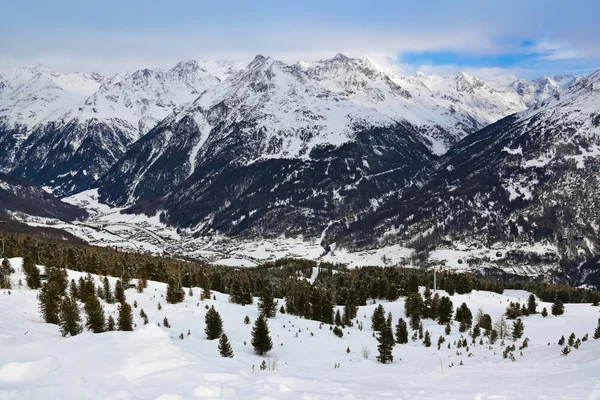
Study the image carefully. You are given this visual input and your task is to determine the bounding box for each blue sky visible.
[1,0,599,79]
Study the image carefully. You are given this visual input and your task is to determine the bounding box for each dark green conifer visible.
[114,280,126,304]
[166,277,185,304]
[395,318,408,344]
[376,313,395,363]
[107,315,116,331]
[512,318,524,340]
[251,314,273,355]
[22,251,41,289]
[541,307,548,317]
[551,298,565,316]
[438,296,454,324]
[371,304,386,332]
[257,287,277,318]
[205,305,224,340]
[59,296,82,337]
[38,281,62,324]
[117,302,134,331]
[593,318,600,339]
[218,333,234,358]
[103,277,113,303]
[84,295,106,333]
[423,330,431,347]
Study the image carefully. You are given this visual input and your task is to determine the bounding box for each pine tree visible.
[69,279,78,299]
[103,277,113,303]
[395,318,408,344]
[558,335,565,346]
[551,298,565,316]
[251,314,273,355]
[244,315,251,324]
[107,315,116,331]
[445,322,451,335]
[541,307,548,317]
[166,277,185,304]
[512,318,524,341]
[527,294,537,314]
[218,333,234,358]
[84,295,106,333]
[335,309,343,326]
[22,251,41,289]
[568,332,576,347]
[1,257,13,274]
[59,296,82,337]
[117,302,134,331]
[438,296,454,325]
[114,280,126,304]
[423,330,431,347]
[371,304,386,332]
[257,287,277,318]
[205,305,224,340]
[455,303,473,328]
[594,318,600,339]
[38,281,62,324]
[376,313,394,363]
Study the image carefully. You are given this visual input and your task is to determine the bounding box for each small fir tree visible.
[438,296,454,324]
[38,281,62,324]
[551,298,565,316]
[558,335,565,346]
[205,305,224,340]
[251,314,273,355]
[84,295,106,333]
[107,315,116,331]
[22,252,41,289]
[114,280,125,304]
[117,302,134,331]
[527,294,537,314]
[594,318,600,339]
[244,315,251,325]
[376,313,395,363]
[163,316,170,328]
[218,334,234,358]
[512,318,524,341]
[541,307,548,317]
[445,322,451,335]
[423,330,432,347]
[395,318,408,344]
[103,277,113,303]
[59,296,82,337]
[166,277,185,304]
[257,287,278,318]
[371,304,386,332]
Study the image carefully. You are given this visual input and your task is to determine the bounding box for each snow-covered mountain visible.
[507,74,582,107]
[0,61,242,194]
[98,55,435,237]
[0,172,87,221]
[330,70,600,286]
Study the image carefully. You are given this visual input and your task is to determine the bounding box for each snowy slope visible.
[1,258,600,399]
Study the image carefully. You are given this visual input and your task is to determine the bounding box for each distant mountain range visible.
[1,54,598,286]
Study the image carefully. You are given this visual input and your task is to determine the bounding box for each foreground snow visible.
[1,258,600,399]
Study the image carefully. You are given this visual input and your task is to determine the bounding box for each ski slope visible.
[1,258,599,399]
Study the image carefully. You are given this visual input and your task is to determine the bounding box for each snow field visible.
[1,258,600,399]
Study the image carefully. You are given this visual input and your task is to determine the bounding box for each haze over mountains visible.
[1,53,598,285]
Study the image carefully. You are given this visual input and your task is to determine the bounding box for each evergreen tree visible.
[117,302,134,331]
[512,318,524,341]
[69,279,78,299]
[38,281,62,324]
[114,280,126,304]
[551,298,565,316]
[218,333,234,358]
[1,257,13,274]
[395,318,408,344]
[376,313,394,363]
[22,251,41,289]
[410,311,421,331]
[251,314,273,355]
[59,296,82,337]
[568,332,576,347]
[558,335,565,346]
[335,309,343,326]
[445,322,451,335]
[47,267,68,295]
[455,303,473,328]
[107,315,116,331]
[166,277,185,304]
[163,316,170,328]
[479,313,493,330]
[527,294,537,314]
[205,305,224,340]
[103,277,113,303]
[84,295,106,333]
[593,318,600,339]
[371,304,386,332]
[257,287,277,318]
[541,307,548,317]
[423,330,431,347]
[438,296,453,324]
